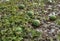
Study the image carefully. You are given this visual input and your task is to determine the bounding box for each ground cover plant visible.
[0,0,60,41]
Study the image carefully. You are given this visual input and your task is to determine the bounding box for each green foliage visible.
[56,20,60,25]
[0,0,41,41]
[0,0,59,41]
[57,32,60,40]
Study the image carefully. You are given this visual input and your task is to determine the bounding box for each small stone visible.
[50,29,55,33]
